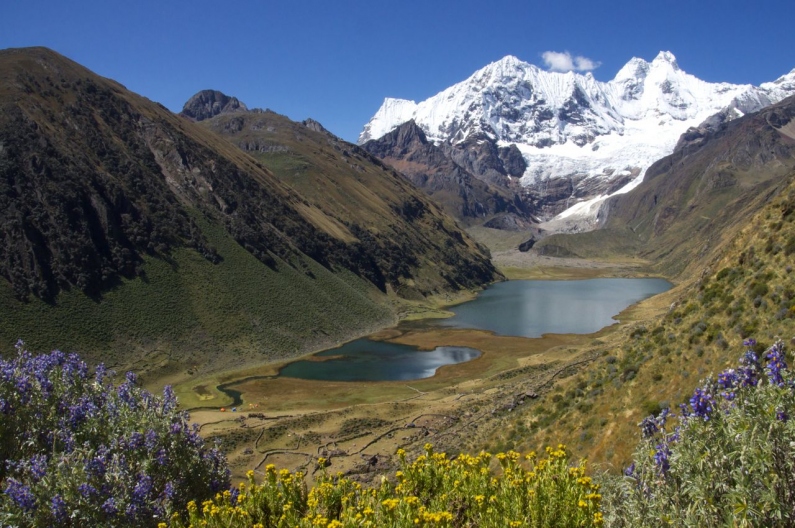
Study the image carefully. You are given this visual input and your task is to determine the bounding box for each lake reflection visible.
[439,278,671,337]
[278,340,480,381]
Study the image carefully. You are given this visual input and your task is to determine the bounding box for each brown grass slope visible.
[491,96,795,468]
[194,106,503,298]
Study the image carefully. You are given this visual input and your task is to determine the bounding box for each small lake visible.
[438,278,671,337]
[278,341,481,381]
[274,278,671,382]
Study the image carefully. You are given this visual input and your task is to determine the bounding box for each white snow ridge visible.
[359,52,795,230]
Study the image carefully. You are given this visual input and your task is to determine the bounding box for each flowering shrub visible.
[605,339,795,527]
[0,342,229,527]
[170,444,603,527]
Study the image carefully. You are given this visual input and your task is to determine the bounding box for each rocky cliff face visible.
[179,89,248,121]
[360,121,531,224]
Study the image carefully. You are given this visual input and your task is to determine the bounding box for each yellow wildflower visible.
[382,498,400,511]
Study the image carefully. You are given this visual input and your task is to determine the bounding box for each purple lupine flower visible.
[78,483,97,498]
[94,363,109,384]
[145,429,158,451]
[85,455,106,479]
[141,391,155,411]
[765,342,788,386]
[15,374,32,404]
[718,369,738,390]
[653,442,671,475]
[28,454,48,481]
[68,398,94,428]
[638,408,671,438]
[125,503,138,520]
[777,409,789,422]
[690,386,715,420]
[58,429,76,453]
[162,385,177,413]
[31,355,56,397]
[128,431,144,450]
[230,486,240,506]
[101,497,118,516]
[717,369,738,395]
[117,382,135,408]
[657,408,671,428]
[639,415,659,438]
[669,425,682,443]
[624,463,636,477]
[738,351,761,388]
[50,494,67,523]
[4,479,37,511]
[210,479,223,493]
[163,481,176,501]
[61,353,88,381]
[132,475,153,504]
[0,347,232,522]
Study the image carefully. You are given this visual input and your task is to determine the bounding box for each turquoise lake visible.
[278,341,481,381]
[438,278,672,337]
[277,278,671,382]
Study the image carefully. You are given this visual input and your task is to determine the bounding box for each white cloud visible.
[542,51,601,72]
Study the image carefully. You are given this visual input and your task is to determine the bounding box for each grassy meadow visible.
[0,212,394,385]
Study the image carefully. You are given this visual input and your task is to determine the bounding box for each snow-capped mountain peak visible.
[761,68,795,99]
[653,50,679,69]
[359,53,795,230]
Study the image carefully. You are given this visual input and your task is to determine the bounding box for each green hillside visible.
[0,48,499,383]
[0,215,392,380]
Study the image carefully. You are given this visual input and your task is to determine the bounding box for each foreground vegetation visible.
[0,342,229,527]
[3,337,794,526]
[605,338,795,526]
[171,445,601,528]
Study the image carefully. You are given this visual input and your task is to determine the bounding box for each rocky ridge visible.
[180,89,248,121]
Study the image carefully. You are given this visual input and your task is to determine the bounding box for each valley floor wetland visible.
[175,257,677,483]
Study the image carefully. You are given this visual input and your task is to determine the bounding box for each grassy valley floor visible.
[177,244,679,484]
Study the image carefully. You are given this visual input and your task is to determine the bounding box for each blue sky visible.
[2,0,794,142]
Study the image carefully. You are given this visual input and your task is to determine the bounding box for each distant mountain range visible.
[360,52,795,229]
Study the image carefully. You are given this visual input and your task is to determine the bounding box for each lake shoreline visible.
[182,277,671,410]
